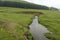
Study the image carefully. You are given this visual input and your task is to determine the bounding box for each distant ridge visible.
[0,1,58,10]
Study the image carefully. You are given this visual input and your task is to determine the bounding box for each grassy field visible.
[0,7,60,40]
[38,10,60,40]
[0,7,35,40]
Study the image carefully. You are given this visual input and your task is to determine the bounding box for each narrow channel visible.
[29,16,49,40]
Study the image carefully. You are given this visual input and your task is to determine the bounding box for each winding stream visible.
[29,16,49,40]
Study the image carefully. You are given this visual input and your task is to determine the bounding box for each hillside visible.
[0,1,49,10]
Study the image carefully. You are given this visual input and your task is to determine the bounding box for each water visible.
[29,16,49,40]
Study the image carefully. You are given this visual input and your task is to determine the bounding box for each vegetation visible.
[0,0,23,2]
[0,6,59,40]
[0,0,58,10]
[0,1,49,10]
[49,7,58,11]
[0,7,35,40]
[38,10,60,40]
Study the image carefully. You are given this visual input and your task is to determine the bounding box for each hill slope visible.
[0,1,49,10]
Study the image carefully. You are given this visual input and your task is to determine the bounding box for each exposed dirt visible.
[0,19,33,40]
[0,19,19,40]
[24,32,33,40]
[15,11,44,16]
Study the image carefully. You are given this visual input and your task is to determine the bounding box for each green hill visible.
[0,1,49,10]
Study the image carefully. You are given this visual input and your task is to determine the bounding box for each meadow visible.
[38,10,60,40]
[0,7,60,40]
[0,7,35,40]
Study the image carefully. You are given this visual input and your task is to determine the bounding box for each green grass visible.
[38,10,60,40]
[0,7,35,40]
[0,7,60,40]
[0,0,23,2]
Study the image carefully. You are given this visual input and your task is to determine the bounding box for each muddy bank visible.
[15,11,44,16]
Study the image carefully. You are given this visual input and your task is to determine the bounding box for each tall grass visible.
[0,7,34,40]
[39,10,60,40]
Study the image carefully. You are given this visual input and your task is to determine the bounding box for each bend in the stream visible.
[29,16,49,40]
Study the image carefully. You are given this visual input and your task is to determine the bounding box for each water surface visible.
[29,16,49,40]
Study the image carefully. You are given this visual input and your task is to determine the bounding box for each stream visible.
[29,16,49,40]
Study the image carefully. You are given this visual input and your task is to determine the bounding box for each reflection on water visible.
[29,16,49,40]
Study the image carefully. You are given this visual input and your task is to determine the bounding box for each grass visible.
[0,7,35,40]
[0,0,23,2]
[38,10,60,40]
[0,7,60,40]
